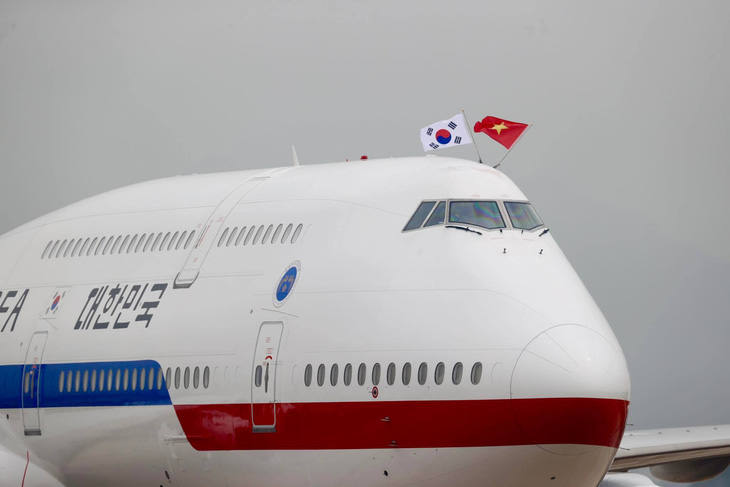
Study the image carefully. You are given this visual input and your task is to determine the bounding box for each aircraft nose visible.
[510,324,631,454]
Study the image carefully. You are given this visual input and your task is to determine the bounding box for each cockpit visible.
[403,200,544,232]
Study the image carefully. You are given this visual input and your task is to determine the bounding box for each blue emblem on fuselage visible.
[274,261,301,307]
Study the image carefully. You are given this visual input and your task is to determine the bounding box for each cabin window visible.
[343,363,352,386]
[64,239,76,258]
[449,201,505,230]
[317,364,325,386]
[244,227,256,245]
[98,370,105,392]
[139,368,146,391]
[70,239,83,257]
[56,239,68,258]
[218,228,230,247]
[252,226,264,245]
[176,231,187,250]
[471,362,483,385]
[168,231,180,250]
[330,364,339,386]
[357,363,367,386]
[41,241,53,259]
[58,371,65,392]
[304,364,313,386]
[452,362,463,385]
[418,362,428,385]
[255,365,263,387]
[203,367,210,389]
[118,235,129,254]
[386,363,396,386]
[87,238,99,256]
[263,225,274,244]
[110,236,123,255]
[372,363,381,386]
[184,367,190,389]
[281,224,293,243]
[83,370,89,392]
[402,363,412,385]
[174,368,181,389]
[434,362,445,385]
[292,224,303,244]
[235,227,247,246]
[184,230,196,250]
[272,224,283,244]
[160,232,171,251]
[404,201,436,231]
[227,228,238,247]
[504,201,544,231]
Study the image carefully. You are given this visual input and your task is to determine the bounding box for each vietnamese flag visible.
[474,116,529,150]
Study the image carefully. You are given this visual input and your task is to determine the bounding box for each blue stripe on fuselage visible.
[0,360,172,409]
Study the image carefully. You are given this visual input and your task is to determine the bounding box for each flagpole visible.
[493,124,532,169]
[461,109,483,164]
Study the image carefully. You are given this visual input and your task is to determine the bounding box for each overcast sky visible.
[1,1,729,483]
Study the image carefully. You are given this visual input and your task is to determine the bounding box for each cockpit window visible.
[504,201,544,230]
[404,201,436,231]
[449,201,505,229]
[424,201,446,227]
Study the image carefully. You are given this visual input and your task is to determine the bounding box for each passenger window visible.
[304,364,313,386]
[95,237,107,256]
[330,364,338,386]
[317,364,325,386]
[418,363,428,385]
[99,370,105,392]
[87,238,98,256]
[402,363,412,385]
[343,363,352,386]
[70,239,82,257]
[471,362,483,385]
[127,235,138,254]
[114,370,121,391]
[252,226,264,245]
[357,363,366,386]
[118,235,129,254]
[59,371,65,392]
[235,227,247,246]
[174,367,181,389]
[160,232,171,251]
[291,224,303,244]
[244,227,256,245]
[131,369,138,391]
[56,239,68,258]
[504,201,544,230]
[193,367,200,389]
[75,370,81,392]
[64,239,75,258]
[203,367,210,389]
[263,225,273,244]
[107,369,113,392]
[158,369,164,390]
[151,234,163,252]
[123,369,129,391]
[139,369,146,391]
[168,231,180,250]
[176,231,187,250]
[386,363,396,386]
[83,370,89,392]
[449,201,505,229]
[41,241,53,259]
[404,201,436,231]
[227,228,238,247]
[79,238,91,257]
[424,201,446,227]
[24,372,30,394]
[184,367,190,389]
[434,362,445,385]
[372,363,381,386]
[49,240,61,258]
[272,224,283,244]
[255,365,263,387]
[218,228,230,247]
[281,224,293,243]
[110,236,122,255]
[452,362,463,385]
[66,371,72,393]
[184,230,196,250]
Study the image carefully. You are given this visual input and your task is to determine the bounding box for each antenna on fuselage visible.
[292,145,300,167]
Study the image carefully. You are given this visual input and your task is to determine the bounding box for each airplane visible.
[0,155,728,487]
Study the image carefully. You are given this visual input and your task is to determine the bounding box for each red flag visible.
[474,116,529,150]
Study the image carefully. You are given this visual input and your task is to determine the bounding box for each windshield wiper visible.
[446,225,482,236]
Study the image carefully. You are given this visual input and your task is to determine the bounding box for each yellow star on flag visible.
[490,122,509,135]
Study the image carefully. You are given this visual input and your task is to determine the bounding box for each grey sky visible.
[1,0,729,473]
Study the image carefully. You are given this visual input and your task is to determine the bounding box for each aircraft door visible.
[22,332,48,436]
[174,177,267,289]
[251,322,283,433]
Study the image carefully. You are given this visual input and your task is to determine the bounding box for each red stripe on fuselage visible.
[174,398,628,451]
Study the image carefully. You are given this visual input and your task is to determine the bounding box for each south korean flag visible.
[420,113,473,152]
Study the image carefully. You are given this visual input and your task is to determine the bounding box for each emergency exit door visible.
[22,332,48,436]
[251,322,283,433]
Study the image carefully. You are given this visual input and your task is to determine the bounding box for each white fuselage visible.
[0,157,631,487]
